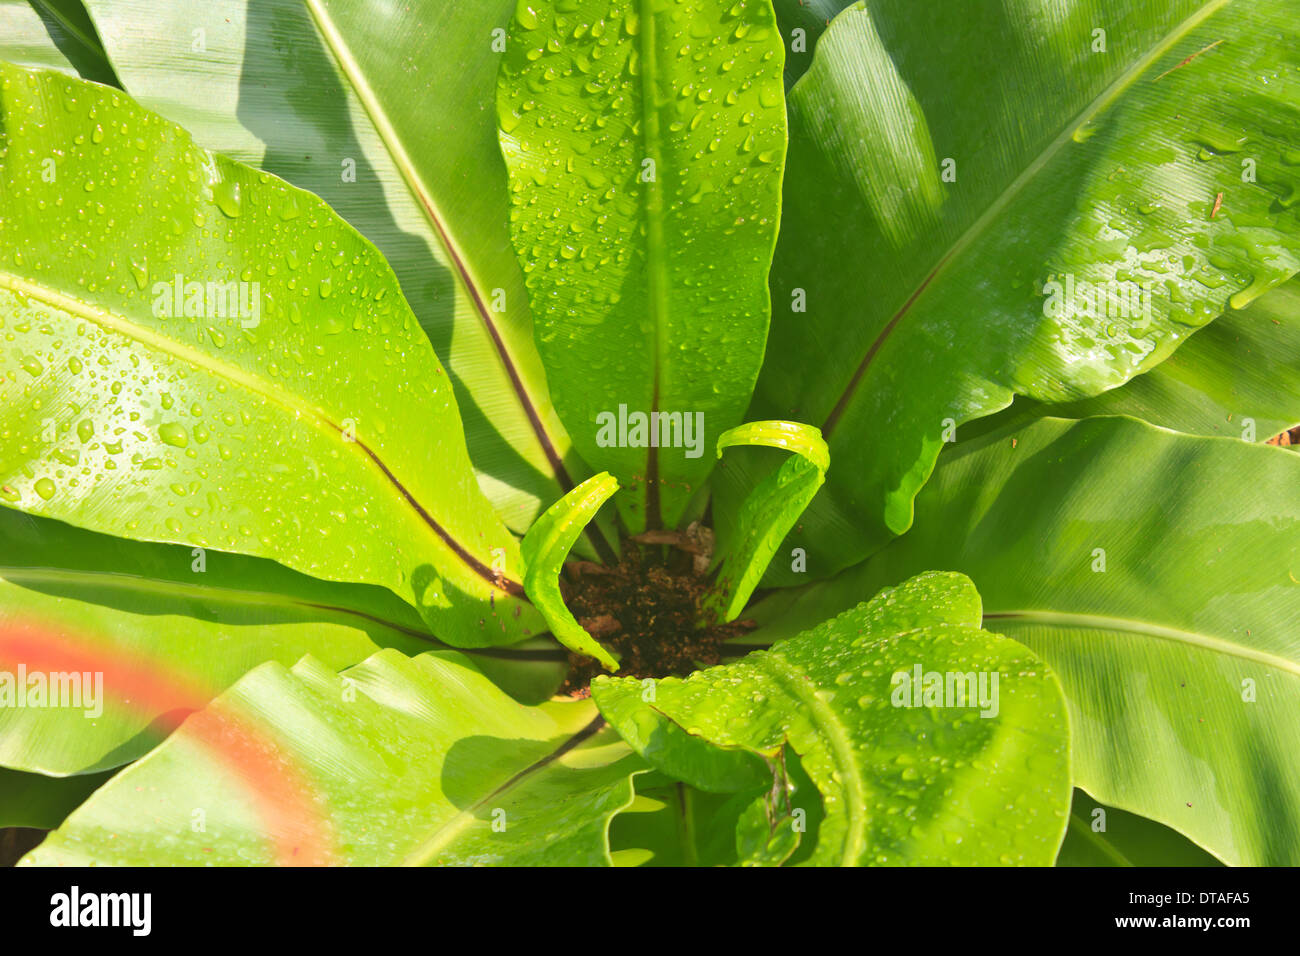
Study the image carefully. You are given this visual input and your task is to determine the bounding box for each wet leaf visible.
[725,0,1300,583]
[521,472,621,669]
[707,420,827,621]
[595,571,1072,865]
[23,650,643,865]
[78,0,585,537]
[753,417,1300,865]
[497,0,788,530]
[0,64,539,645]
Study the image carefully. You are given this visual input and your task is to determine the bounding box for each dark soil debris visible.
[557,538,755,697]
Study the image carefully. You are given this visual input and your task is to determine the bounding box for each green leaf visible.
[0,63,542,645]
[521,472,621,670]
[734,784,801,865]
[973,277,1300,443]
[593,677,770,792]
[754,416,1300,865]
[22,649,644,865]
[708,420,827,621]
[608,780,748,867]
[1057,789,1224,867]
[0,765,113,829]
[724,0,1300,585]
[595,571,1072,865]
[771,0,849,86]
[0,507,564,775]
[78,0,585,537]
[0,0,116,85]
[497,0,788,531]
[609,754,823,866]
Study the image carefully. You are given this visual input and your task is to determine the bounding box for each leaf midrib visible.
[30,0,115,74]
[2,564,571,663]
[636,0,670,528]
[759,652,867,866]
[0,563,437,637]
[400,714,610,866]
[0,272,523,595]
[1067,806,1136,866]
[822,0,1234,435]
[984,609,1300,677]
[300,0,575,495]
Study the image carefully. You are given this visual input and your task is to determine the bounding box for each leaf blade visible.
[1057,789,1224,867]
[752,416,1300,865]
[79,0,581,534]
[730,0,1300,583]
[521,473,621,669]
[974,278,1300,443]
[0,63,540,644]
[0,0,115,84]
[22,649,643,865]
[497,0,788,529]
[0,506,559,775]
[596,571,1072,865]
[708,420,827,621]
[0,765,113,829]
